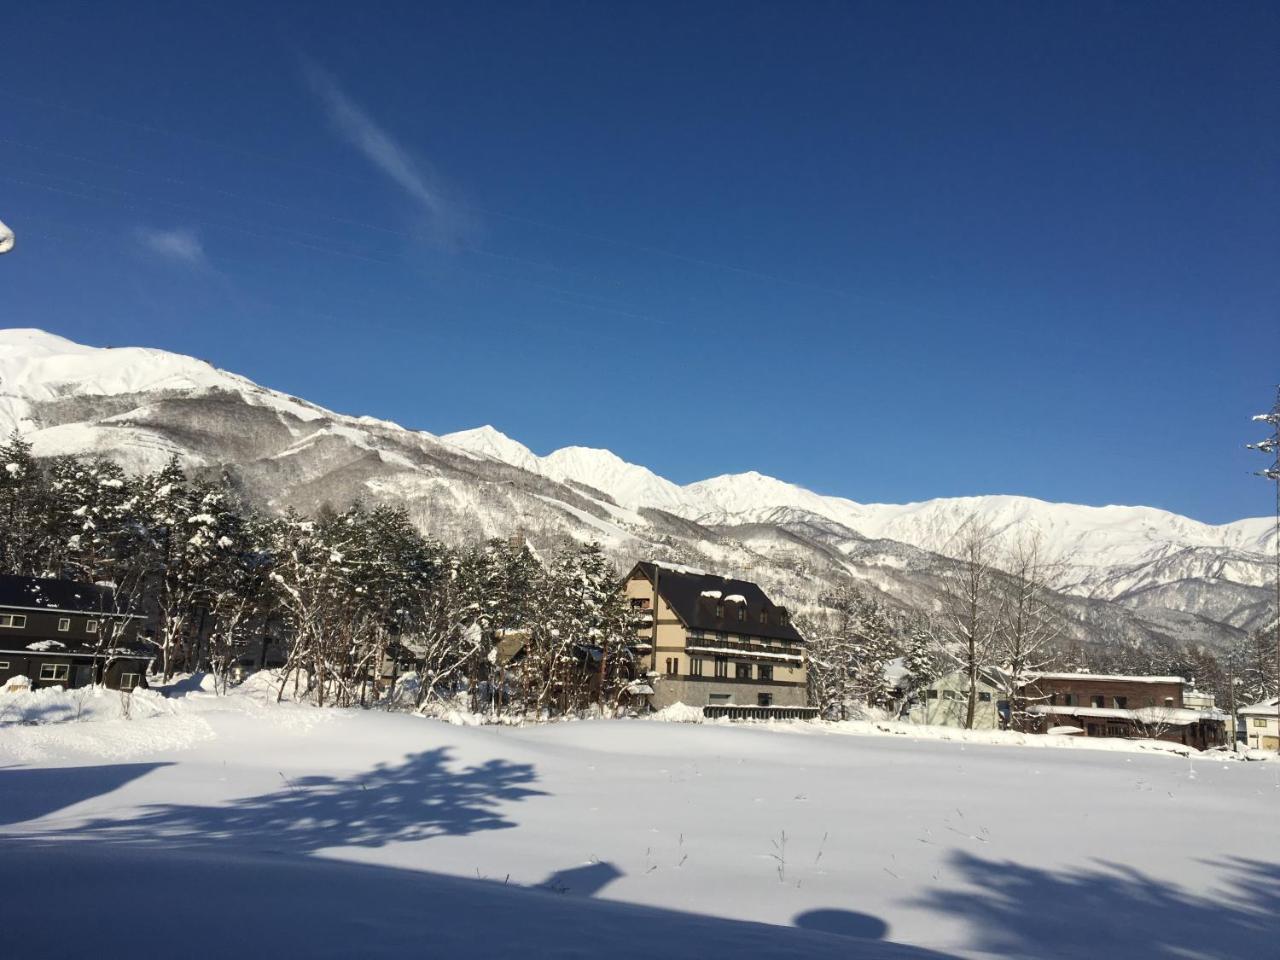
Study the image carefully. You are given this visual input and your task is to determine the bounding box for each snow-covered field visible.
[2,685,1277,959]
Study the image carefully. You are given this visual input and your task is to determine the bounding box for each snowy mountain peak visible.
[0,329,340,446]
[0,328,99,356]
[441,425,541,471]
[540,445,689,510]
[0,327,1274,638]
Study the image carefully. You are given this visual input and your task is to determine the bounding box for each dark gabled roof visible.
[0,574,135,617]
[629,561,805,644]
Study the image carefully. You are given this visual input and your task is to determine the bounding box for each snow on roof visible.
[1238,697,1280,716]
[882,656,908,686]
[723,594,746,603]
[1029,705,1225,724]
[700,590,722,599]
[1031,672,1186,685]
[653,561,712,576]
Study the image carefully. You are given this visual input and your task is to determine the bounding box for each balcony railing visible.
[703,705,819,721]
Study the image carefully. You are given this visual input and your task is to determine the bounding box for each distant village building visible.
[623,562,812,716]
[900,668,1002,729]
[1022,672,1227,750]
[1238,697,1280,752]
[0,574,151,691]
[1182,688,1216,711]
[890,667,1228,748]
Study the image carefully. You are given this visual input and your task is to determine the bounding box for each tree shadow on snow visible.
[0,762,171,826]
[916,850,1280,959]
[22,748,542,853]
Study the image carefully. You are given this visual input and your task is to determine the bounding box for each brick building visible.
[1022,672,1226,749]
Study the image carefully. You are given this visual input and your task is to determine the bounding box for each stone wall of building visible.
[650,677,808,710]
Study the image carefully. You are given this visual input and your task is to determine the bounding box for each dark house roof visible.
[0,574,137,618]
[628,561,804,644]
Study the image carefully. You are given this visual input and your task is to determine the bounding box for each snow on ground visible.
[2,686,1277,959]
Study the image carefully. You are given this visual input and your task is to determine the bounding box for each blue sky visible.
[2,1,1277,523]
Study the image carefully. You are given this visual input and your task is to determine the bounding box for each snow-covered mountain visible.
[2,328,1274,649]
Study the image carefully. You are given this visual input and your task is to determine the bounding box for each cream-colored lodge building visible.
[1239,697,1280,751]
[901,668,1002,729]
[623,562,808,710]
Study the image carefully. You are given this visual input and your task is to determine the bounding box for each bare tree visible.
[931,515,1000,728]
[992,527,1064,730]
[1134,705,1181,742]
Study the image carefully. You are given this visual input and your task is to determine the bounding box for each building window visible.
[715,602,724,619]
[57,618,71,632]
[758,664,774,682]
[86,620,99,634]
[757,693,773,707]
[943,689,961,701]
[735,662,752,680]
[119,673,139,690]
[1164,698,1174,707]
[978,692,991,702]
[630,597,650,609]
[1062,693,1075,707]
[709,693,731,704]
[1253,719,1269,728]
[714,657,728,678]
[39,663,70,682]
[779,612,788,626]
[736,605,745,622]
[1113,696,1127,709]
[1091,695,1104,708]
[0,661,9,671]
[926,689,938,700]
[665,657,679,676]
[759,609,768,625]
[690,658,704,677]
[0,614,27,629]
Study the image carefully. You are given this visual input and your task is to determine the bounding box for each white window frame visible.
[58,618,71,632]
[39,663,70,682]
[86,620,99,634]
[119,672,139,690]
[0,661,9,670]
[0,614,28,629]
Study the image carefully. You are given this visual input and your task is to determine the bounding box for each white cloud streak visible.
[302,61,451,222]
[136,226,207,266]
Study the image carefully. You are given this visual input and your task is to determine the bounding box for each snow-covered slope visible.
[2,327,1273,644]
[441,425,542,473]
[3,684,1277,960]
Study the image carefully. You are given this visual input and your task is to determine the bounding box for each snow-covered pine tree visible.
[897,619,943,715]
[0,432,46,575]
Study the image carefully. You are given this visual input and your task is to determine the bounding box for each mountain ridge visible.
[2,327,1274,648]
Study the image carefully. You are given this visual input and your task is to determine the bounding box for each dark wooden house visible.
[0,574,151,691]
